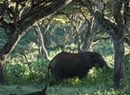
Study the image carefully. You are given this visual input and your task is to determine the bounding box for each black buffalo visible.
[48,52,108,81]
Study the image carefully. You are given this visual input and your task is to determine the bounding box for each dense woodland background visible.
[0,0,130,95]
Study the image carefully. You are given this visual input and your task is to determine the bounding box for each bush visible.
[5,63,26,84]
[5,58,49,85]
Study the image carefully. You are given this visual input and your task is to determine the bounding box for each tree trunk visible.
[34,26,49,59]
[113,34,125,89]
[0,32,23,84]
[82,18,96,51]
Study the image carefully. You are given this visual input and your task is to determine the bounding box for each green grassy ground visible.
[0,84,124,95]
[0,85,39,95]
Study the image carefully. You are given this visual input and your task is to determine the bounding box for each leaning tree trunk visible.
[112,33,125,89]
[0,31,23,84]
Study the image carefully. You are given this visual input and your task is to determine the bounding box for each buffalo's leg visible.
[51,69,64,81]
[78,68,89,80]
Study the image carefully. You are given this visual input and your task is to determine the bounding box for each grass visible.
[0,83,122,95]
[0,85,39,95]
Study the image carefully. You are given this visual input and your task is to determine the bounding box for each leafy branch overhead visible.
[0,0,73,68]
[81,0,130,35]
[0,0,73,36]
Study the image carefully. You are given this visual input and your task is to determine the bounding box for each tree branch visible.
[93,11,117,35]
[93,37,109,42]
[123,0,130,31]
[114,0,124,27]
[124,0,130,24]
[81,0,117,36]
[124,37,130,46]
[18,0,73,33]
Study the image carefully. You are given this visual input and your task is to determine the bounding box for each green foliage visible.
[5,58,50,85]
[93,40,114,56]
[0,28,7,48]
[125,53,130,64]
[5,63,26,84]
[124,53,130,92]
